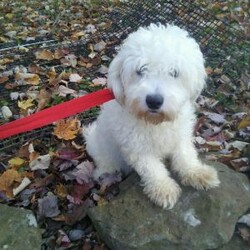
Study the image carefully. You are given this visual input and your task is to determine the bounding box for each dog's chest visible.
[117,120,178,158]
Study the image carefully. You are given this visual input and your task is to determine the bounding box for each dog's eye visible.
[136,65,147,76]
[169,69,179,78]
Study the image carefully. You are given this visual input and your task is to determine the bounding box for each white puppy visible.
[84,24,220,209]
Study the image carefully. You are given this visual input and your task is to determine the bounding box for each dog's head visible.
[107,24,206,124]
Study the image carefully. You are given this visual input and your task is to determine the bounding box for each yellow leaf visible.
[53,118,80,140]
[8,157,25,167]
[18,98,35,110]
[5,13,14,19]
[238,116,250,129]
[35,49,54,60]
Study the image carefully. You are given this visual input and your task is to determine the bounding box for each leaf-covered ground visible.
[0,0,249,249]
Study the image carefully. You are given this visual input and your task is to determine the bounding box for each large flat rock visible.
[0,204,42,250]
[88,162,250,250]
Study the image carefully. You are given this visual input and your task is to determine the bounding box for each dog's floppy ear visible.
[107,55,125,105]
[190,64,207,102]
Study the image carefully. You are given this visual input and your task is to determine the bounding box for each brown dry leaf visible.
[71,31,85,40]
[0,58,14,65]
[29,174,55,189]
[78,56,93,68]
[205,66,213,75]
[47,68,60,86]
[15,72,40,85]
[18,98,35,110]
[47,68,57,80]
[28,63,45,75]
[55,183,68,199]
[0,169,22,197]
[0,75,9,84]
[37,88,52,112]
[53,118,81,140]
[54,49,66,59]
[35,49,54,60]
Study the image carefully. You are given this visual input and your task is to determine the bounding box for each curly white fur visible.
[83,24,220,209]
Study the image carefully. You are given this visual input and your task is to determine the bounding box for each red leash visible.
[0,89,114,140]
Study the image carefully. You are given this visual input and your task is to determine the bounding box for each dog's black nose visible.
[146,94,164,110]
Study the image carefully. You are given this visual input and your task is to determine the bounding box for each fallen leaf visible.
[85,24,96,34]
[35,49,54,60]
[238,116,250,129]
[0,169,22,197]
[36,88,51,112]
[38,193,61,219]
[69,73,82,83]
[98,172,122,194]
[15,72,40,85]
[57,144,84,160]
[227,141,249,151]
[16,188,36,207]
[29,174,55,189]
[77,56,93,68]
[55,183,68,199]
[57,230,71,247]
[97,65,109,75]
[203,112,226,124]
[54,48,69,59]
[73,161,95,184]
[30,154,51,171]
[0,58,14,65]
[91,77,107,86]
[0,75,9,84]
[28,63,45,75]
[94,40,106,52]
[204,141,223,151]
[67,182,94,204]
[61,54,77,67]
[18,98,35,110]
[8,157,25,167]
[230,157,249,171]
[1,106,13,119]
[71,31,85,40]
[57,85,76,97]
[53,118,81,140]
[54,159,78,172]
[64,201,92,225]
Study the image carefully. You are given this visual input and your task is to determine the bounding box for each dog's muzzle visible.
[146,94,164,110]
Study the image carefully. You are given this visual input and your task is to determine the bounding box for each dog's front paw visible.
[180,164,220,190]
[143,178,182,209]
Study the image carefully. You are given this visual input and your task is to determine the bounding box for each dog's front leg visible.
[172,139,220,190]
[126,155,181,209]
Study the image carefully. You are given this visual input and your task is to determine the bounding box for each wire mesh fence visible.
[0,0,248,152]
